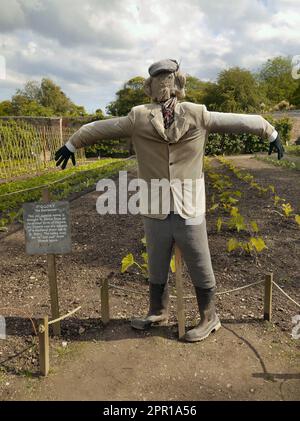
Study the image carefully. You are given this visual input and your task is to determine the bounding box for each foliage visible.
[121,237,176,277]
[0,158,135,229]
[257,56,299,106]
[285,145,300,157]
[1,78,87,117]
[213,67,265,113]
[0,120,39,160]
[185,76,213,104]
[218,156,299,227]
[106,77,150,116]
[85,139,130,158]
[281,203,293,217]
[255,155,299,171]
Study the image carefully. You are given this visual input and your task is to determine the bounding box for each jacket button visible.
[169,162,174,166]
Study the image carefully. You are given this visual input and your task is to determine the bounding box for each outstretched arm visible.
[55,111,135,169]
[202,105,284,159]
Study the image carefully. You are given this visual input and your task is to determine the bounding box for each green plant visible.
[0,158,135,229]
[282,203,294,217]
[121,238,176,277]
[227,236,267,254]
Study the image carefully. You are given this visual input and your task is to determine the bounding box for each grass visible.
[285,145,300,157]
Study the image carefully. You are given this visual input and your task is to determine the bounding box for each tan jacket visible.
[68,102,275,219]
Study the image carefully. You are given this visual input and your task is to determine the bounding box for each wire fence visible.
[0,119,85,180]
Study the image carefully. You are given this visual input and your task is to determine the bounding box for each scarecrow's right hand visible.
[55,145,76,170]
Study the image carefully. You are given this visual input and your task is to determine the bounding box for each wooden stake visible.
[100,278,110,325]
[264,273,273,321]
[175,244,185,339]
[42,189,61,336]
[59,118,63,146]
[38,316,49,376]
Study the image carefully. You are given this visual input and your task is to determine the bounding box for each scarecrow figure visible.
[55,59,283,342]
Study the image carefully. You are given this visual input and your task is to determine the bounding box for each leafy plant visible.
[281,203,294,217]
[250,221,259,233]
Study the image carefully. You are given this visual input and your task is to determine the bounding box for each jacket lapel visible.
[150,103,190,143]
[150,106,168,141]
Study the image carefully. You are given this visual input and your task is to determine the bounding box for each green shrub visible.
[85,139,129,158]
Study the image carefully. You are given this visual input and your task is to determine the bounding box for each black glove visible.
[268,134,284,160]
[55,145,76,169]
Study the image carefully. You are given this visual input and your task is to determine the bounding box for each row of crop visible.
[204,158,269,254]
[0,158,136,230]
[254,155,300,171]
[217,156,300,226]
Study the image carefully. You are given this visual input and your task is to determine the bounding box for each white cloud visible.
[0,0,299,113]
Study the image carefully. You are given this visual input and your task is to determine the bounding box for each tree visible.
[291,83,300,108]
[185,75,208,104]
[213,67,264,113]
[257,56,298,105]
[0,100,13,115]
[39,78,77,115]
[106,76,150,116]
[10,94,53,116]
[2,78,87,117]
[15,80,40,102]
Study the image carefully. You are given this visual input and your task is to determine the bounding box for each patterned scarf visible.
[161,97,177,129]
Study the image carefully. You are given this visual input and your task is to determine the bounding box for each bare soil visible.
[0,155,299,401]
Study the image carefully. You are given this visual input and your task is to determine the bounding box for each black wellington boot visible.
[131,283,169,330]
[184,287,221,342]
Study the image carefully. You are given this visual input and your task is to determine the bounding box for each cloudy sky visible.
[0,0,299,113]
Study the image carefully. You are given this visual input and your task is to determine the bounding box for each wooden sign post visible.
[23,189,72,336]
[42,189,61,336]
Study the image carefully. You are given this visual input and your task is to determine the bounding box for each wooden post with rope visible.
[264,272,273,321]
[100,278,110,325]
[42,189,61,336]
[38,316,49,376]
[175,244,185,339]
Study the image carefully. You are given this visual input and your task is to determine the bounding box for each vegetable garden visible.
[0,116,299,399]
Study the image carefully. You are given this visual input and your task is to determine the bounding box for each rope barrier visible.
[273,282,300,309]
[0,156,135,199]
[215,280,265,296]
[108,279,265,300]
[48,306,81,325]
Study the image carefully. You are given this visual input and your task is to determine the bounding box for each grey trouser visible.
[143,213,216,289]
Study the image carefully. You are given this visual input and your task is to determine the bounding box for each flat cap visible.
[148,59,179,77]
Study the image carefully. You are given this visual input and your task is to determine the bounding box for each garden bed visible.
[0,155,299,400]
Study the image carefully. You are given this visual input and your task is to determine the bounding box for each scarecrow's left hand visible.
[268,134,284,160]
